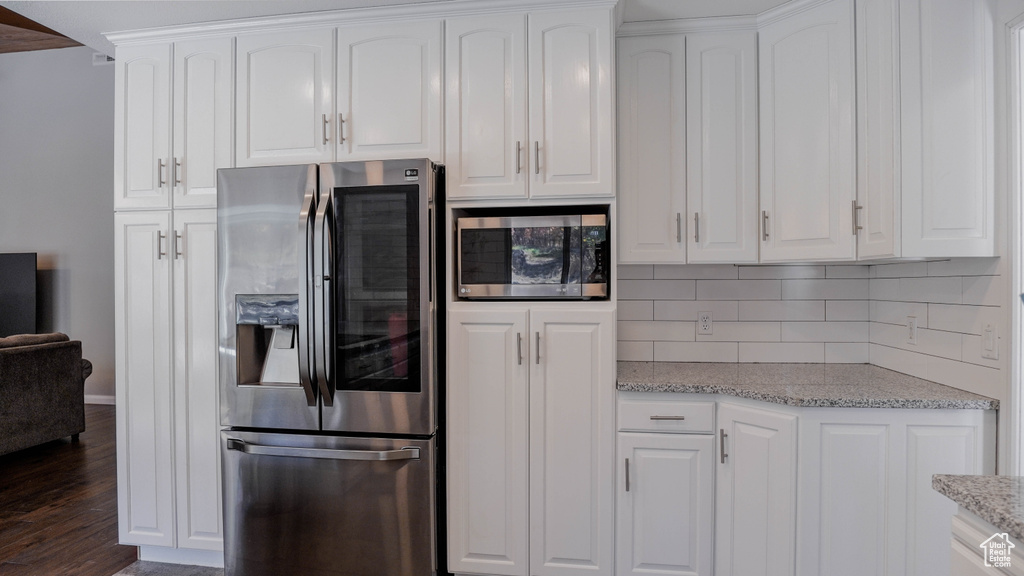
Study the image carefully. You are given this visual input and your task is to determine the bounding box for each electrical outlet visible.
[698,311,713,335]
[906,316,918,345]
[982,324,998,360]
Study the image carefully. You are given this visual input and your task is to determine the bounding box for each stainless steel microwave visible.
[456,213,609,299]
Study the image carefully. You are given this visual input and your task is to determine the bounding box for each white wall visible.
[0,46,115,401]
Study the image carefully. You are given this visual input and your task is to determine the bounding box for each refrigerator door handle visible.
[297,177,318,406]
[313,186,335,406]
[226,438,420,461]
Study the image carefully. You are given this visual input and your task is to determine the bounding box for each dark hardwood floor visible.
[0,404,138,576]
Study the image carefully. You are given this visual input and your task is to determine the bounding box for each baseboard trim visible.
[85,394,115,405]
[138,546,224,568]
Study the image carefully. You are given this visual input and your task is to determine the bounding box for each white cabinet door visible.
[172,38,233,209]
[115,44,171,210]
[686,31,758,264]
[759,0,856,262]
[171,210,222,550]
[115,211,175,546]
[616,34,686,264]
[617,433,714,576]
[445,14,529,200]
[716,402,797,576]
[236,28,335,166]
[337,20,442,161]
[529,308,615,576]
[447,309,529,576]
[900,0,995,257]
[855,0,900,259]
[528,9,614,199]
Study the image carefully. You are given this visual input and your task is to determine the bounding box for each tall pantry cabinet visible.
[112,35,230,562]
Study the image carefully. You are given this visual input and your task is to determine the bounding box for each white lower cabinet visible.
[448,305,615,576]
[115,209,222,555]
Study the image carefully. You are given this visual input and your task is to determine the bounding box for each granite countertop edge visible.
[933,475,1024,542]
[616,362,999,411]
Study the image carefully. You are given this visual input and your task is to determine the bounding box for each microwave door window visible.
[460,229,512,285]
[333,185,421,393]
[512,226,577,285]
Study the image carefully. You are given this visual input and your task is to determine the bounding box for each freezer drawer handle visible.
[226,438,420,461]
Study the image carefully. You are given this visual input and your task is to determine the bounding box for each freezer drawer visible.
[222,431,436,576]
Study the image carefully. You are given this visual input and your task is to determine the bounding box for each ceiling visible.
[0,5,78,54]
[0,0,791,57]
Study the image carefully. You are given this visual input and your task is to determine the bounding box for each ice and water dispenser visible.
[234,295,300,386]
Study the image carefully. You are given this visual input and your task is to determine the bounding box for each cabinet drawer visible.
[618,398,715,433]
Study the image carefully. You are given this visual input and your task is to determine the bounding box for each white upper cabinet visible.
[235,28,335,166]
[446,8,614,200]
[337,20,443,161]
[116,44,171,210]
[758,0,856,262]
[172,38,234,209]
[900,0,995,257]
[616,34,687,263]
[116,38,232,210]
[686,31,759,263]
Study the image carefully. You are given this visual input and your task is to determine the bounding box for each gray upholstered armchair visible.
[0,333,90,456]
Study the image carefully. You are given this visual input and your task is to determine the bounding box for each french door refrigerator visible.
[216,160,444,576]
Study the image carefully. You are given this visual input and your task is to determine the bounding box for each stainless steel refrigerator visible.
[216,160,444,576]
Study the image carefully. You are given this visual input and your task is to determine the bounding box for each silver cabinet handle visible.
[157,159,166,188]
[625,457,630,492]
[762,211,770,241]
[338,113,346,144]
[720,429,728,464]
[650,415,686,421]
[173,158,182,186]
[227,438,420,461]
[694,213,700,244]
[173,231,182,259]
[322,114,330,145]
[516,141,522,175]
[517,333,523,365]
[676,213,682,243]
[853,200,863,235]
[156,231,166,260]
[534,141,540,175]
[535,332,541,365]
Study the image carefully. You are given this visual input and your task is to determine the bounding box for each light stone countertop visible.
[933,475,1024,542]
[617,362,998,410]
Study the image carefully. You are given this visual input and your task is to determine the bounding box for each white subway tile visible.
[618,320,695,342]
[870,278,900,300]
[695,279,781,300]
[781,322,868,343]
[656,264,738,280]
[738,300,825,321]
[737,265,824,280]
[781,279,869,300]
[618,341,654,362]
[868,343,931,380]
[654,300,739,321]
[825,265,871,279]
[927,304,1000,336]
[696,322,780,342]
[962,275,1003,307]
[654,341,738,362]
[872,262,928,278]
[870,344,1001,400]
[618,300,654,321]
[619,279,696,300]
[927,257,1001,277]
[825,300,869,321]
[825,343,869,363]
[962,334,1003,369]
[870,300,929,327]
[738,342,824,363]
[897,276,962,304]
[618,265,654,280]
[869,322,962,361]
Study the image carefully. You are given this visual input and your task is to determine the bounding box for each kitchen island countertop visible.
[933,474,1024,541]
[617,362,998,410]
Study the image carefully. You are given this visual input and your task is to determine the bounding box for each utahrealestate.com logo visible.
[981,533,1015,568]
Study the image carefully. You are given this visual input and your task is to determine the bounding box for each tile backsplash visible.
[617,258,1005,398]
